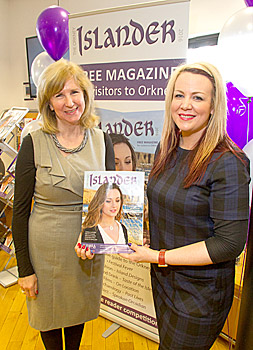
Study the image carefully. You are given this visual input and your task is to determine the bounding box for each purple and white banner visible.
[69,0,190,342]
[69,0,189,155]
[80,59,184,101]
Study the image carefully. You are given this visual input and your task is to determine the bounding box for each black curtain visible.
[235,206,253,349]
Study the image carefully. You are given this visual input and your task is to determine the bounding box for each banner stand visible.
[102,323,121,338]
[69,0,190,341]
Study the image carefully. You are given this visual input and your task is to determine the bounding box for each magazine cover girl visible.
[82,170,145,254]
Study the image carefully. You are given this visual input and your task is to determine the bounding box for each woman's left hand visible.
[120,243,159,264]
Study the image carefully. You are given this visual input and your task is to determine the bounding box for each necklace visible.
[52,131,87,153]
[101,223,115,231]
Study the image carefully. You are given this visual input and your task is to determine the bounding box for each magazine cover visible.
[82,170,145,254]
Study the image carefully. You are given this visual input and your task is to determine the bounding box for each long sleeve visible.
[205,152,250,263]
[12,134,36,277]
[206,219,248,263]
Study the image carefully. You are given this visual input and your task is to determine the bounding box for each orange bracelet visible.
[158,249,168,267]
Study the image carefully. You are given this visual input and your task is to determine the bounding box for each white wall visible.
[189,0,246,36]
[0,0,11,113]
[1,0,247,112]
[6,0,57,112]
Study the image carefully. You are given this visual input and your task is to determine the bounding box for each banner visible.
[69,0,190,341]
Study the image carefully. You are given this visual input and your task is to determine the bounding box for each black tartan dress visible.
[147,147,249,350]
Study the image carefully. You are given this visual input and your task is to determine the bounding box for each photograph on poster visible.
[98,107,163,186]
[81,170,144,254]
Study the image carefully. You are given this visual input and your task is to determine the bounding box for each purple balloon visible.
[36,6,69,61]
[244,0,253,6]
[226,82,253,149]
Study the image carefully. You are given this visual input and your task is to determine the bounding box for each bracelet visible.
[158,249,168,267]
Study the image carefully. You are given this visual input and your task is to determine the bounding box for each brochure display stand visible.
[0,247,18,288]
[0,107,29,287]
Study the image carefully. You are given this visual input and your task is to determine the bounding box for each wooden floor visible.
[0,250,233,350]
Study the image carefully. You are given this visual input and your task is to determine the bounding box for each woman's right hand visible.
[75,232,95,260]
[120,243,158,264]
[18,273,38,299]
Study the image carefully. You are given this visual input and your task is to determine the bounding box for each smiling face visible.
[49,77,85,128]
[102,189,121,219]
[114,142,133,171]
[171,72,214,149]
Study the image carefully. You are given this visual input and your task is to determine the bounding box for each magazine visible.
[82,170,145,254]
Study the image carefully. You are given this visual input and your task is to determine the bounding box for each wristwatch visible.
[158,249,168,267]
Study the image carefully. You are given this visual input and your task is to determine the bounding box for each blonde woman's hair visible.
[83,183,123,229]
[150,61,244,186]
[37,59,99,134]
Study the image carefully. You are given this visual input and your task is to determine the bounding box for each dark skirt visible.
[151,263,235,350]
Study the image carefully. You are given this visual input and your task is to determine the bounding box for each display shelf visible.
[0,142,17,159]
[0,107,31,288]
[0,107,28,141]
[0,251,18,287]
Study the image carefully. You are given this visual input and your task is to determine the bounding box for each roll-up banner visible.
[69,0,190,341]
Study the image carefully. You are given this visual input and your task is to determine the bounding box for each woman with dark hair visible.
[121,62,250,349]
[109,133,137,171]
[81,182,128,245]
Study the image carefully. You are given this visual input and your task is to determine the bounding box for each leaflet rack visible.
[0,107,29,287]
[0,107,28,140]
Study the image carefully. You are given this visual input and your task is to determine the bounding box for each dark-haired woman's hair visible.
[109,133,137,170]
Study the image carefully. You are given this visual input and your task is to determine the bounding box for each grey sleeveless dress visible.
[27,128,106,331]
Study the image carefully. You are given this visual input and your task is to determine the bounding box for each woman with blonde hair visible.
[81,182,128,245]
[121,62,250,349]
[12,59,114,349]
